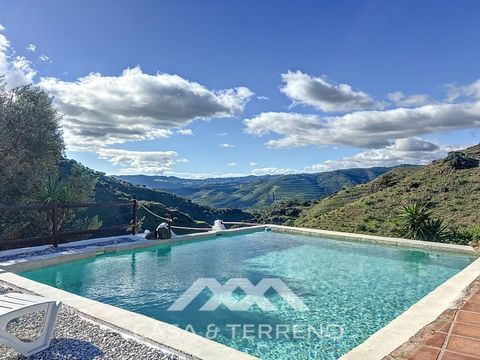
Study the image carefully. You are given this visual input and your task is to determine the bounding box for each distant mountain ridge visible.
[117,167,401,209]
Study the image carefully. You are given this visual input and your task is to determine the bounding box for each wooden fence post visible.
[52,204,59,247]
[132,195,137,235]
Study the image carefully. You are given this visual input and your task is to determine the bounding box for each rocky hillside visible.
[294,144,480,238]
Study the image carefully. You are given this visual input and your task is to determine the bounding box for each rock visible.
[445,152,479,170]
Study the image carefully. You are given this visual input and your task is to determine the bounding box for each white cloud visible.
[165,171,249,179]
[219,143,236,148]
[39,54,50,63]
[251,167,295,176]
[217,132,228,136]
[280,70,383,112]
[97,148,186,175]
[176,128,193,135]
[227,162,237,167]
[0,27,36,88]
[249,162,258,166]
[39,66,253,150]
[257,96,269,100]
[26,43,36,52]
[387,91,430,107]
[445,80,480,102]
[248,139,464,175]
[244,95,480,149]
[308,138,462,172]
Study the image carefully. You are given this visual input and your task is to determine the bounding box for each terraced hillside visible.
[118,167,395,209]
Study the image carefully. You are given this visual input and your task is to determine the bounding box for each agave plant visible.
[399,203,450,242]
[423,218,448,242]
[40,177,64,204]
[399,203,432,240]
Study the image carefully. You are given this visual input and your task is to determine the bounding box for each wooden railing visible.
[0,196,137,250]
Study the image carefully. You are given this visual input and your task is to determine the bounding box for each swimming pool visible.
[21,229,475,359]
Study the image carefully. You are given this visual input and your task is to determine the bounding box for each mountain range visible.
[116,167,397,209]
[61,143,480,243]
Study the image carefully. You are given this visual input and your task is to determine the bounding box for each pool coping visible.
[0,225,478,359]
[268,225,478,255]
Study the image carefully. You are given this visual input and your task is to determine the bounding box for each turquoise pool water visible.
[22,230,475,359]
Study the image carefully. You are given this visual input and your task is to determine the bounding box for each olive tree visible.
[0,81,64,205]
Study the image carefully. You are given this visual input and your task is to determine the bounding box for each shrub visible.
[398,203,448,242]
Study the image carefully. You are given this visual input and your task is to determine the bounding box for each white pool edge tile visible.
[268,225,477,255]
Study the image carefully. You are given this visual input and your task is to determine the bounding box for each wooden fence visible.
[0,197,137,250]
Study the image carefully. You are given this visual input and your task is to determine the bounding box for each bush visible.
[398,203,448,242]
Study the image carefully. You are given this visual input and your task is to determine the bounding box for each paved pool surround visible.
[0,225,478,360]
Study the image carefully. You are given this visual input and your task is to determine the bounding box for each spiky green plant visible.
[423,218,448,242]
[399,203,432,240]
[41,177,64,204]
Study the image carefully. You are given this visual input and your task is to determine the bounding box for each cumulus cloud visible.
[166,171,250,179]
[246,139,463,175]
[219,143,236,148]
[39,54,50,63]
[26,43,36,52]
[97,148,186,175]
[280,70,383,112]
[0,26,36,87]
[249,162,258,166]
[244,97,480,149]
[227,162,237,167]
[176,128,193,135]
[308,138,462,172]
[39,66,253,150]
[251,167,295,176]
[387,91,430,107]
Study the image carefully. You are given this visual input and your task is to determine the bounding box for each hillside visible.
[117,167,396,209]
[59,160,252,233]
[294,144,480,238]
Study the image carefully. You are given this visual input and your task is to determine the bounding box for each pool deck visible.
[0,225,479,360]
[387,276,480,360]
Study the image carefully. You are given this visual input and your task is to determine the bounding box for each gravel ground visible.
[0,238,137,263]
[0,282,187,360]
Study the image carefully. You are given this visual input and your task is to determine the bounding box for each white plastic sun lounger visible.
[0,293,61,356]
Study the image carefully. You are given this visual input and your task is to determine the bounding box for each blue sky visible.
[1,0,479,178]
